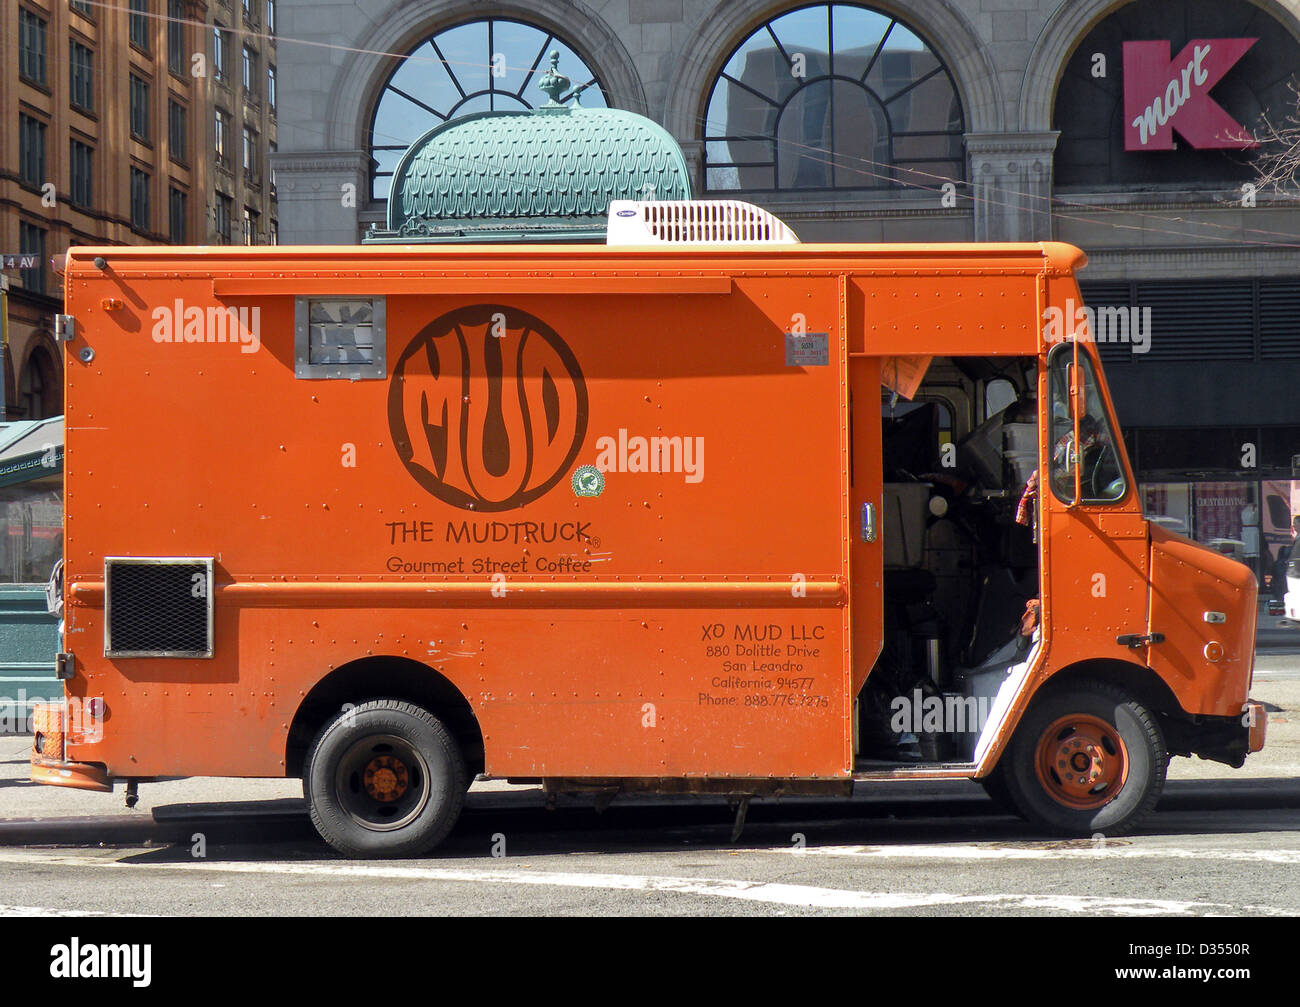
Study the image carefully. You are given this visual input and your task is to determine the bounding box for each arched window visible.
[19,343,60,420]
[703,4,964,192]
[369,19,608,200]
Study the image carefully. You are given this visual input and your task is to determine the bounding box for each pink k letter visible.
[1123,38,1258,151]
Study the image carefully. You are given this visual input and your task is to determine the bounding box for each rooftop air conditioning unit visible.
[606,199,800,246]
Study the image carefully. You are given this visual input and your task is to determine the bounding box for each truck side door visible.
[1041,343,1150,669]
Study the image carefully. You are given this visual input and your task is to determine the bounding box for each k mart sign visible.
[1122,38,1258,150]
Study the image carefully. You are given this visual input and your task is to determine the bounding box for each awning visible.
[0,415,64,488]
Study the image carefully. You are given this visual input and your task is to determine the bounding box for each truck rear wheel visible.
[1002,682,1166,837]
[305,699,467,858]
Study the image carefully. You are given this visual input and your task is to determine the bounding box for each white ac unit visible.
[606,199,800,246]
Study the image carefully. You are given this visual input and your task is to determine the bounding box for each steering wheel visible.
[1085,442,1124,501]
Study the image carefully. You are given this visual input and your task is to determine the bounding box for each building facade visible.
[1,0,278,422]
[254,0,1300,590]
[209,0,279,247]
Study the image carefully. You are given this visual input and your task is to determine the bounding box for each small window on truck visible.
[294,296,386,379]
[1047,344,1127,505]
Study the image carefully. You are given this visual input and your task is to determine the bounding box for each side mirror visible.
[1066,355,1085,507]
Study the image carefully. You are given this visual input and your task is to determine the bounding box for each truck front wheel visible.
[1003,682,1166,837]
[305,699,467,858]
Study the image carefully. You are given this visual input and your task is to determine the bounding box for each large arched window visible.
[369,19,608,200]
[703,4,964,192]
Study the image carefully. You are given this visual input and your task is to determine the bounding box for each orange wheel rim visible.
[1034,714,1128,810]
[363,755,410,802]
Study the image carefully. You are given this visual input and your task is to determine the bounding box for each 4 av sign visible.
[1122,38,1258,151]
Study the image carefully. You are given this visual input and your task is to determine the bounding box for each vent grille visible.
[1077,281,1133,366]
[1259,280,1300,359]
[606,199,800,245]
[1134,280,1254,362]
[105,558,213,658]
[1079,278,1300,363]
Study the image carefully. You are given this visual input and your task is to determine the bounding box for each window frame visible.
[129,0,152,54]
[169,186,188,243]
[18,8,49,87]
[215,192,233,244]
[168,98,188,165]
[129,74,151,141]
[294,297,388,380]
[242,124,258,180]
[242,45,257,96]
[214,107,231,167]
[130,166,152,233]
[19,113,47,190]
[366,17,609,201]
[1046,341,1132,508]
[167,0,187,75]
[213,24,229,82]
[70,40,95,112]
[700,2,966,194]
[69,138,94,209]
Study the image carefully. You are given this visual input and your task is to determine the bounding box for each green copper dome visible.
[374,102,693,242]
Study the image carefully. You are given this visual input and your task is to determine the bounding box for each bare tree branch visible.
[1252,77,1300,192]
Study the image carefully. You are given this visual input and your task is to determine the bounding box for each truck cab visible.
[859,331,1263,834]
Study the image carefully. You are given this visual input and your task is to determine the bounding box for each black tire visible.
[978,763,1024,818]
[305,699,467,858]
[1002,681,1166,837]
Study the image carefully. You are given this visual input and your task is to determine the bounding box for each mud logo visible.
[388,306,588,511]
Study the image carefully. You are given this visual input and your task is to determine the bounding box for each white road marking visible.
[0,904,142,917]
[783,843,1300,865]
[0,849,1282,915]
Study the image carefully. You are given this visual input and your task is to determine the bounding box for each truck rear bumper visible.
[30,757,112,792]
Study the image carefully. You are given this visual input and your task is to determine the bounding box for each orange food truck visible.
[31,200,1265,857]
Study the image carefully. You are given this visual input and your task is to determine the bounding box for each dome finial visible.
[537,50,570,107]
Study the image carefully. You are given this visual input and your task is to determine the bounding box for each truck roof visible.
[60,241,1087,278]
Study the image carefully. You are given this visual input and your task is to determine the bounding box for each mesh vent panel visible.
[106,560,211,657]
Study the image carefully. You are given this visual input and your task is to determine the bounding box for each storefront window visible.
[1,483,62,584]
[1142,479,1300,598]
